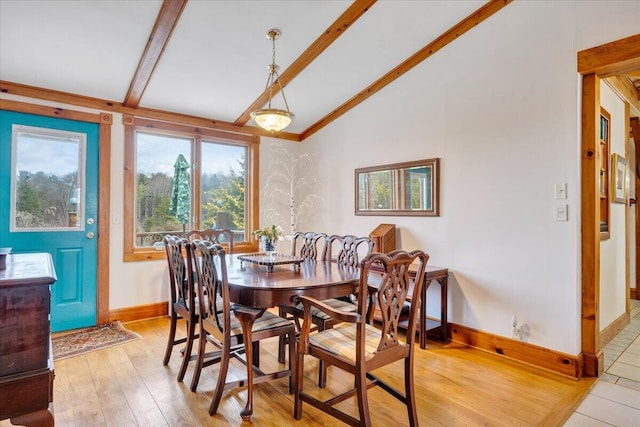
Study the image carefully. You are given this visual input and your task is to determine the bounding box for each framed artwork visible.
[355,158,440,216]
[611,153,627,204]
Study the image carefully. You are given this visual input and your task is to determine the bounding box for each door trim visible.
[578,33,640,377]
[0,99,111,325]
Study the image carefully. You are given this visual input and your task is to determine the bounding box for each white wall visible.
[284,1,639,354]
[600,82,628,329]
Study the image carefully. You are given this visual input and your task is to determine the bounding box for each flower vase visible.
[262,238,277,257]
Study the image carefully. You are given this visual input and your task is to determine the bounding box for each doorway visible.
[579,33,640,377]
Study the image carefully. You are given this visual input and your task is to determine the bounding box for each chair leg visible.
[288,328,295,394]
[278,307,287,364]
[252,341,260,368]
[163,311,178,365]
[318,321,329,388]
[190,325,207,392]
[404,357,418,427]
[318,360,328,388]
[209,343,231,415]
[356,370,372,427]
[177,318,196,382]
[293,351,305,420]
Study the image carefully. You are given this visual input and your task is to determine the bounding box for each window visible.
[11,125,86,231]
[124,116,259,261]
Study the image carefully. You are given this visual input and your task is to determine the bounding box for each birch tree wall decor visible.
[262,143,322,237]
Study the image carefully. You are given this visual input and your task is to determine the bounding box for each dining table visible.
[223,254,361,419]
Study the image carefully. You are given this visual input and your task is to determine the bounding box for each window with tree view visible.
[124,117,257,258]
[12,126,85,231]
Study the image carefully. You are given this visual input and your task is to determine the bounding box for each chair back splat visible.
[294,249,429,427]
[326,234,374,267]
[185,228,234,254]
[291,231,327,260]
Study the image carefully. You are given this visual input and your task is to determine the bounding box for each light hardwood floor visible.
[2,317,595,427]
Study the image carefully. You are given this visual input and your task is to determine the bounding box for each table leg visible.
[233,308,262,421]
[420,281,429,349]
[438,277,448,341]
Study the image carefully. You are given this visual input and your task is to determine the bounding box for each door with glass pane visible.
[0,110,98,332]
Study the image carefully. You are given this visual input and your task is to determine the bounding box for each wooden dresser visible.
[0,253,57,426]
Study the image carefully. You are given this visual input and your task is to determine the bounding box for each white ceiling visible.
[0,0,490,135]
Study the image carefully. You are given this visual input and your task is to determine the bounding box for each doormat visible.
[52,321,141,360]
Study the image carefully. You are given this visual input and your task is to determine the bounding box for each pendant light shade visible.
[251,29,294,133]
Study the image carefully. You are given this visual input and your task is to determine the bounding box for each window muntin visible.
[11,125,86,231]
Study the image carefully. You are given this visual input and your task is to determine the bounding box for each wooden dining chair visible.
[278,233,374,387]
[277,231,326,363]
[294,249,429,427]
[162,235,200,383]
[185,228,234,254]
[188,239,296,415]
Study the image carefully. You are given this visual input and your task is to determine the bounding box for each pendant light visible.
[250,29,295,132]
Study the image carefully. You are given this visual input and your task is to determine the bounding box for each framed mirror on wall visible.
[355,158,439,216]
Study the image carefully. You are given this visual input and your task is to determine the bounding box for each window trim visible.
[123,115,259,261]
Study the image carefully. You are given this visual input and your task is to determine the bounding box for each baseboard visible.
[449,322,582,379]
[109,302,168,323]
[600,311,631,347]
[632,288,637,300]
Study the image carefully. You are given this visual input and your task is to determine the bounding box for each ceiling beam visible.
[0,80,301,141]
[577,33,640,77]
[234,0,377,127]
[123,0,188,108]
[299,0,513,141]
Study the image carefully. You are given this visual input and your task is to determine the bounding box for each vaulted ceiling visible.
[1,1,638,142]
[0,0,515,141]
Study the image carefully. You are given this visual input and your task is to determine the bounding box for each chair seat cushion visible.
[229,310,293,336]
[296,298,358,320]
[308,322,384,361]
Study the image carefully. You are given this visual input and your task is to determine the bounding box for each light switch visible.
[555,204,568,222]
[554,183,567,200]
[112,213,121,225]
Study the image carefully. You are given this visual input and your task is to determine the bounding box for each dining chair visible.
[278,233,374,388]
[185,228,234,254]
[294,249,429,427]
[188,239,296,415]
[277,231,327,363]
[162,235,200,383]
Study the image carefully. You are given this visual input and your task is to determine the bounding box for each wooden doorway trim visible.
[0,98,111,326]
[578,33,640,377]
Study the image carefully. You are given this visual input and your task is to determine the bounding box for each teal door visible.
[0,110,98,332]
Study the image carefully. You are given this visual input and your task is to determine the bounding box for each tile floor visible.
[563,299,640,426]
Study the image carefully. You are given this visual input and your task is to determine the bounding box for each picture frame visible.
[354,158,439,216]
[611,153,627,204]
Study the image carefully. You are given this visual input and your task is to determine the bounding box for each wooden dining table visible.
[223,255,360,419]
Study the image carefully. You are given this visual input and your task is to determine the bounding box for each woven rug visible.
[52,321,141,360]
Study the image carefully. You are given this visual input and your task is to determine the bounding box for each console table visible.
[0,253,57,426]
